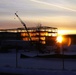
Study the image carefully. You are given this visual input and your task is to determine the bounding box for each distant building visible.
[0,26,76,53]
[0,26,58,46]
[0,26,58,52]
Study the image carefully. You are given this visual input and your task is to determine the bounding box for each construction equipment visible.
[15,13,32,41]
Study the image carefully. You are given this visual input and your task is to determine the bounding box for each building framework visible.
[0,26,58,45]
[0,26,59,53]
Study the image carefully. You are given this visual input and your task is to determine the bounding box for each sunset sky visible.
[0,0,76,35]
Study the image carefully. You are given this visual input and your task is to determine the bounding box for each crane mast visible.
[15,13,32,41]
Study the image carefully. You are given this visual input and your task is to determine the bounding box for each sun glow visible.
[57,35,63,43]
[58,30,76,35]
[58,30,68,35]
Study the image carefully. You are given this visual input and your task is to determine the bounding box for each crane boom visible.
[15,13,32,41]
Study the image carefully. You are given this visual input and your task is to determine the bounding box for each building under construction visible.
[0,26,58,52]
[0,26,58,44]
[0,13,58,53]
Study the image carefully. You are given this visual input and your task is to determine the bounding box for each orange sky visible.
[0,0,76,35]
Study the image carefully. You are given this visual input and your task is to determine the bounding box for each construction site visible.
[0,13,59,53]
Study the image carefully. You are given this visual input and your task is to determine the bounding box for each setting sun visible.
[57,35,63,43]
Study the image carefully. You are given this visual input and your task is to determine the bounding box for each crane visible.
[15,13,32,41]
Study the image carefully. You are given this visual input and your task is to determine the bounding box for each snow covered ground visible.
[0,67,76,75]
[0,52,76,75]
[0,45,76,75]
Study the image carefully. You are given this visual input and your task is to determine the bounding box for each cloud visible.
[30,0,76,12]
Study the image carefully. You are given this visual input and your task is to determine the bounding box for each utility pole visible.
[60,42,64,70]
[62,44,64,70]
[16,29,18,68]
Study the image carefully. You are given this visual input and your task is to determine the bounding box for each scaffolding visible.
[0,26,58,53]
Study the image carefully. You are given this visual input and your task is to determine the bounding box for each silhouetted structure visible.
[0,26,58,52]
